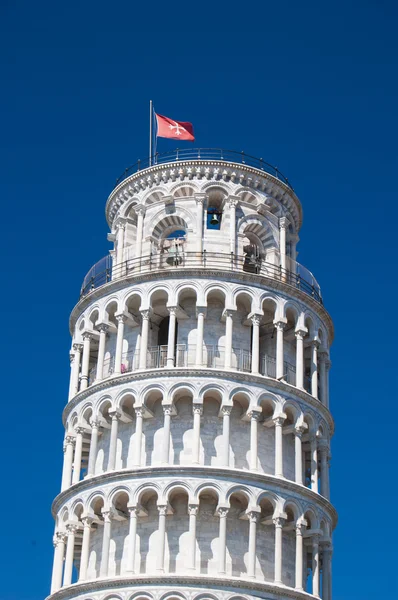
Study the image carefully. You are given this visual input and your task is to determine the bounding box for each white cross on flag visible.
[155,113,195,141]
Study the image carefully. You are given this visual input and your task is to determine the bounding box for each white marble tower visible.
[49,149,335,600]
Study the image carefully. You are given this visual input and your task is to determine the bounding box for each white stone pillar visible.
[100,510,113,577]
[139,310,150,369]
[221,406,232,467]
[79,516,94,581]
[247,510,259,578]
[72,427,84,485]
[249,410,261,471]
[166,306,177,367]
[133,407,144,467]
[322,545,333,600]
[195,195,205,253]
[87,419,99,477]
[135,206,145,263]
[192,404,203,465]
[51,532,66,593]
[312,534,320,597]
[273,416,286,478]
[295,522,306,590]
[295,329,306,389]
[224,310,234,369]
[96,324,109,380]
[188,504,199,570]
[251,314,261,375]
[61,435,75,491]
[157,505,167,572]
[325,358,331,409]
[275,321,286,380]
[161,406,172,464]
[195,307,206,367]
[107,410,121,471]
[294,427,305,485]
[80,332,93,390]
[70,343,82,399]
[274,516,285,584]
[126,507,139,573]
[311,340,319,398]
[114,314,126,375]
[217,507,229,574]
[116,220,125,267]
[311,435,319,493]
[63,523,79,586]
[319,352,328,405]
[320,446,329,499]
[279,217,288,273]
[229,197,238,255]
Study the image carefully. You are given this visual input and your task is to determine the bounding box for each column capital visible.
[188,504,199,516]
[227,195,240,208]
[167,306,178,317]
[193,403,203,416]
[250,313,262,326]
[109,409,122,420]
[140,308,151,320]
[90,418,101,429]
[54,531,67,546]
[273,516,285,528]
[246,509,261,523]
[279,216,289,229]
[295,328,307,340]
[81,515,95,528]
[101,509,114,523]
[128,506,140,517]
[222,308,236,320]
[311,336,321,348]
[247,408,262,421]
[162,405,173,417]
[134,407,145,418]
[75,426,85,436]
[73,342,83,353]
[318,443,329,456]
[69,352,75,365]
[312,533,321,546]
[64,434,76,448]
[66,522,81,535]
[273,414,286,427]
[194,192,207,205]
[96,322,110,333]
[216,506,229,518]
[116,218,126,230]
[221,405,233,417]
[196,306,207,317]
[82,331,94,341]
[274,319,287,331]
[294,424,307,436]
[157,504,168,517]
[296,521,307,536]
[115,312,127,324]
[134,204,146,217]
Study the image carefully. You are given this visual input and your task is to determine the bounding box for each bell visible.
[210,213,220,226]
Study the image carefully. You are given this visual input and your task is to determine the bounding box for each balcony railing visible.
[114,148,293,190]
[80,251,322,304]
[88,344,311,393]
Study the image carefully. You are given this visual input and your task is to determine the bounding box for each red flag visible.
[155,113,195,141]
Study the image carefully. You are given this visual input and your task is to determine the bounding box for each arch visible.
[162,481,192,504]
[283,498,304,522]
[128,594,154,600]
[134,483,161,506]
[256,490,280,512]
[142,188,165,206]
[108,485,133,506]
[170,183,196,198]
[193,481,223,504]
[151,214,192,242]
[238,214,278,249]
[304,507,319,530]
[168,382,196,404]
[198,382,226,403]
[225,484,254,505]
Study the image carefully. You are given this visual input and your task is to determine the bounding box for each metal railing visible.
[87,345,311,393]
[114,148,293,189]
[80,251,322,304]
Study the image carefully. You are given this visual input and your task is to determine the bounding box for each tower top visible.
[105,148,303,231]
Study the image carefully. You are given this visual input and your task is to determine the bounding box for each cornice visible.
[63,368,334,434]
[70,268,334,342]
[46,573,318,600]
[105,160,302,231]
[51,465,338,527]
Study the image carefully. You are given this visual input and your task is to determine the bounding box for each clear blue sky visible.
[1,2,397,599]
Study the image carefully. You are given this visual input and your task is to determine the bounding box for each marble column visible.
[79,516,94,581]
[251,314,261,375]
[70,343,83,399]
[87,419,100,477]
[224,310,234,369]
[135,206,145,263]
[107,410,121,471]
[274,516,285,584]
[249,410,261,471]
[126,507,139,573]
[114,314,126,375]
[157,505,167,572]
[166,306,177,367]
[51,532,66,593]
[96,323,109,380]
[115,220,125,268]
[311,340,319,398]
[279,217,288,274]
[133,407,144,467]
[72,427,84,485]
[275,321,286,380]
[294,426,305,485]
[247,510,259,578]
[188,504,199,570]
[320,445,329,499]
[80,332,93,390]
[229,197,238,255]
[295,329,306,389]
[312,534,320,597]
[273,416,286,478]
[192,404,203,464]
[195,195,205,253]
[217,507,229,574]
[161,406,172,464]
[61,435,75,491]
[139,310,150,369]
[100,510,113,577]
[295,522,306,590]
[221,406,232,467]
[311,435,319,493]
[195,307,206,366]
[63,523,79,586]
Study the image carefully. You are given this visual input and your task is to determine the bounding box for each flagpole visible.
[149,100,153,166]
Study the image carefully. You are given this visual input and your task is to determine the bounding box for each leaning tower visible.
[49,149,336,600]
